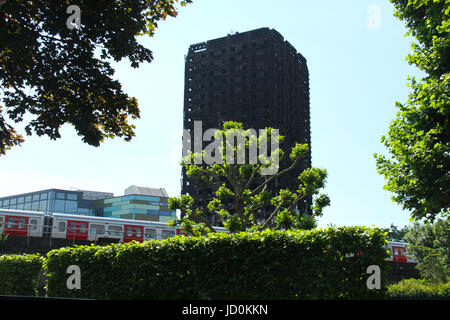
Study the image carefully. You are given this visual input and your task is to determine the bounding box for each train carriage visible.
[50,212,181,242]
[0,209,47,238]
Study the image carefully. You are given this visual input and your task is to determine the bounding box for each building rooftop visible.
[124,185,169,198]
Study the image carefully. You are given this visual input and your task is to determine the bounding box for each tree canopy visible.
[169,121,330,235]
[0,0,191,155]
[375,0,449,222]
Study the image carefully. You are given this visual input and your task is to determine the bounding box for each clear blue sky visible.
[0,0,426,229]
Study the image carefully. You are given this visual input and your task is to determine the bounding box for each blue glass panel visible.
[65,200,77,213]
[55,199,65,212]
[103,206,121,212]
[129,208,147,214]
[67,193,78,200]
[31,202,39,210]
[56,192,65,199]
[39,200,48,211]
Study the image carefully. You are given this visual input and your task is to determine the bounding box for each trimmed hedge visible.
[0,254,44,296]
[388,279,450,299]
[45,227,389,299]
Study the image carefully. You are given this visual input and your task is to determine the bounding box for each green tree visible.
[0,0,191,155]
[374,0,449,222]
[405,218,450,283]
[382,223,408,241]
[169,121,330,235]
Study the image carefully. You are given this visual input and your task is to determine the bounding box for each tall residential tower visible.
[182,28,311,224]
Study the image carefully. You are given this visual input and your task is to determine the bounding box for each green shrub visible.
[45,227,389,299]
[0,254,44,296]
[388,279,450,299]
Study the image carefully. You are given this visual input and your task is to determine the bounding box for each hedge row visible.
[0,254,44,296]
[388,279,450,299]
[43,227,389,299]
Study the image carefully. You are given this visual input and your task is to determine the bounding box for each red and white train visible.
[0,209,417,263]
[0,209,227,243]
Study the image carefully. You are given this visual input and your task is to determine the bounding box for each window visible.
[79,223,87,233]
[69,222,77,233]
[31,202,39,211]
[0,216,3,228]
[17,197,24,204]
[3,199,9,206]
[145,228,157,240]
[90,224,105,235]
[65,200,77,213]
[7,217,15,228]
[126,226,133,237]
[40,193,48,200]
[67,193,77,201]
[24,203,31,210]
[56,192,65,199]
[18,218,26,229]
[126,226,142,237]
[108,226,123,236]
[29,219,37,231]
[58,221,66,232]
[25,196,32,202]
[32,194,40,201]
[55,199,65,212]
[10,198,16,205]
[39,200,47,211]
[162,230,175,239]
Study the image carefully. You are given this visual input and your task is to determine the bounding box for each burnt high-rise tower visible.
[181,28,311,224]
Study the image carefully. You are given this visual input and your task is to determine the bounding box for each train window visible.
[79,223,87,233]
[29,219,38,231]
[145,228,157,240]
[18,218,26,229]
[58,221,66,232]
[162,230,175,239]
[69,222,77,233]
[90,224,105,235]
[7,217,15,228]
[108,225,122,236]
[126,226,132,237]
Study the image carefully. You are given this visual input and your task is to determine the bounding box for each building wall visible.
[95,194,176,223]
[0,189,96,216]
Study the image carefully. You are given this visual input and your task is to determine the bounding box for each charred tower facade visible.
[181,28,311,224]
